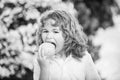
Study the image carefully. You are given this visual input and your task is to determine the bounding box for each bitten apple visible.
[38,43,55,58]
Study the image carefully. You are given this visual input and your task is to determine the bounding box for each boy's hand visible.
[37,43,55,68]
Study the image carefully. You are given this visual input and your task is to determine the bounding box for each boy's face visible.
[41,19,65,54]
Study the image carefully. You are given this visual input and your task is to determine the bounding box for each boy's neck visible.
[56,51,67,60]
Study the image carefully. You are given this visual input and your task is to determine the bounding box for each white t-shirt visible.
[33,51,101,80]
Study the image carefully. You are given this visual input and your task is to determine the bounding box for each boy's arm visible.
[33,57,40,80]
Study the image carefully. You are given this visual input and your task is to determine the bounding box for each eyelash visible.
[42,30,48,33]
[42,30,59,33]
[53,31,59,33]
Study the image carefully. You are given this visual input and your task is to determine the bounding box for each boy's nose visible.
[46,32,53,39]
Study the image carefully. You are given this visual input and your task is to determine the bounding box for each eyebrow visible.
[41,29,47,31]
[52,28,59,31]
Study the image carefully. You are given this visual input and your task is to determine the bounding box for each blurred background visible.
[0,0,120,80]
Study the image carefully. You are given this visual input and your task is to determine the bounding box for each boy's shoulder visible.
[81,51,94,64]
[73,51,93,63]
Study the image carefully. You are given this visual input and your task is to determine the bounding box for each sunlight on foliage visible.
[93,15,120,80]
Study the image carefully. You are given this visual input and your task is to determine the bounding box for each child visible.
[33,10,101,80]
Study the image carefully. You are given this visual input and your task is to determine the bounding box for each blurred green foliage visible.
[70,0,118,35]
[0,0,119,80]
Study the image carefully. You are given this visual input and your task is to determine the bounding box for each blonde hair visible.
[36,10,88,58]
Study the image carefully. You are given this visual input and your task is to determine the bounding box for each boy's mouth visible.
[45,41,56,48]
[50,42,56,48]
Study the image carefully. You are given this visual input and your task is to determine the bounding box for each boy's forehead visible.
[43,24,60,30]
[43,20,60,29]
[44,19,56,26]
[43,18,62,30]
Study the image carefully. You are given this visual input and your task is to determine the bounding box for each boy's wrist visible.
[40,65,50,80]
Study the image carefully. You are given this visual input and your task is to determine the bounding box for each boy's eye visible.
[53,30,59,33]
[42,30,48,33]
